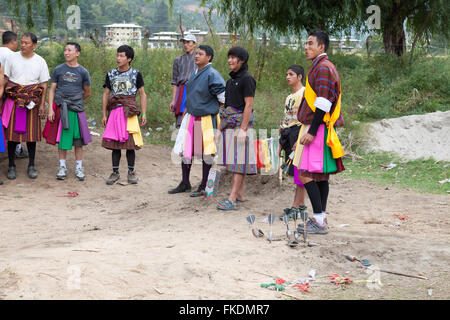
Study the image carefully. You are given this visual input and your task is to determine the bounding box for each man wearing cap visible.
[169,33,197,128]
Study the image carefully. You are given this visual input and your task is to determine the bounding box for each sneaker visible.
[7,166,16,180]
[106,172,120,185]
[75,167,86,181]
[56,166,68,180]
[15,147,29,158]
[297,218,329,235]
[27,166,38,179]
[168,181,192,194]
[127,170,138,184]
[190,185,205,197]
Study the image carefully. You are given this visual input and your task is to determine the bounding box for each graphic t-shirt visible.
[281,87,305,128]
[103,67,144,96]
[51,63,91,97]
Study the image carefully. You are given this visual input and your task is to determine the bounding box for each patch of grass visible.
[342,151,450,194]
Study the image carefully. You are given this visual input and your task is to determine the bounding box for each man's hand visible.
[169,100,176,112]
[140,114,147,127]
[39,104,46,119]
[102,115,108,127]
[300,133,315,146]
[237,128,247,144]
[215,129,222,146]
[48,109,55,122]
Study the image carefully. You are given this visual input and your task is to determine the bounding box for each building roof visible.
[104,23,142,28]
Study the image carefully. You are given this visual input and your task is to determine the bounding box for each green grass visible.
[342,151,450,195]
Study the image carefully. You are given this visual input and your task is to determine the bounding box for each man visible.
[101,45,147,185]
[170,45,226,196]
[43,42,92,181]
[170,34,197,128]
[0,31,28,158]
[279,64,307,221]
[2,32,50,180]
[294,30,345,234]
[0,57,5,185]
[216,47,257,211]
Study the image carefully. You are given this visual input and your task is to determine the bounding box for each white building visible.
[148,35,179,49]
[104,23,142,47]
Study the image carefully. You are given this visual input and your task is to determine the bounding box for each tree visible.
[5,0,77,34]
[202,0,449,57]
[362,0,450,57]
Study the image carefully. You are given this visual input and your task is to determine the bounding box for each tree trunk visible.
[383,7,406,56]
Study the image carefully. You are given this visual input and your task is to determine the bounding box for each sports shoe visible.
[190,185,205,197]
[15,146,29,158]
[297,218,329,235]
[106,172,120,185]
[127,170,138,184]
[168,181,192,194]
[7,166,16,180]
[27,166,38,179]
[56,166,68,180]
[75,167,86,181]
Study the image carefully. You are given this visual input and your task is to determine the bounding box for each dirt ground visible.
[0,136,449,300]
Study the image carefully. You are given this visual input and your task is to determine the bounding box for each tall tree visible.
[203,0,449,57]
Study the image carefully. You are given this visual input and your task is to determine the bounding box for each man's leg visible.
[106,149,121,185]
[26,142,37,179]
[126,149,137,184]
[229,173,245,203]
[7,141,18,179]
[299,176,329,234]
[57,148,68,180]
[75,147,85,181]
[168,158,192,194]
[292,185,306,208]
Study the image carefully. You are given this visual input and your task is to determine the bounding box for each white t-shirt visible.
[4,51,50,85]
[0,46,14,67]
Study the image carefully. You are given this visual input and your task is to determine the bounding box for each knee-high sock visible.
[26,142,36,167]
[181,162,192,185]
[112,149,121,172]
[126,150,135,172]
[8,141,18,167]
[317,180,329,212]
[200,160,212,190]
[304,181,323,214]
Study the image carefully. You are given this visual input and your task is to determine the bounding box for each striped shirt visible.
[171,51,196,86]
[297,54,344,127]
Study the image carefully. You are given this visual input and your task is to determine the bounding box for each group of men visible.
[0,31,146,185]
[0,29,345,235]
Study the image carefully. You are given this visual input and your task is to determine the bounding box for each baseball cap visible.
[180,34,197,43]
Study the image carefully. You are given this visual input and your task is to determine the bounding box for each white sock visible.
[60,160,66,168]
[76,160,83,170]
[313,212,326,225]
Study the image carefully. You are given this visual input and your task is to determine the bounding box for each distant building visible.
[146,29,238,49]
[104,23,142,47]
[148,35,179,49]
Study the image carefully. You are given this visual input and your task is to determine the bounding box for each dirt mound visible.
[365,110,450,161]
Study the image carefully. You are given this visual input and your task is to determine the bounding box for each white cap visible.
[180,34,197,43]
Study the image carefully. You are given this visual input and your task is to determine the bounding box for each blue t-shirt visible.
[51,63,91,96]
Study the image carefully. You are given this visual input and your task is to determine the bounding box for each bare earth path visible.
[1,137,449,300]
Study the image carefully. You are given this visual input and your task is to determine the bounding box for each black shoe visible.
[0,178,3,185]
[168,181,192,194]
[27,166,38,179]
[7,166,16,180]
[190,185,206,198]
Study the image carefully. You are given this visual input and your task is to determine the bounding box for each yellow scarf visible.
[304,76,345,159]
[201,114,221,155]
[127,115,143,147]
